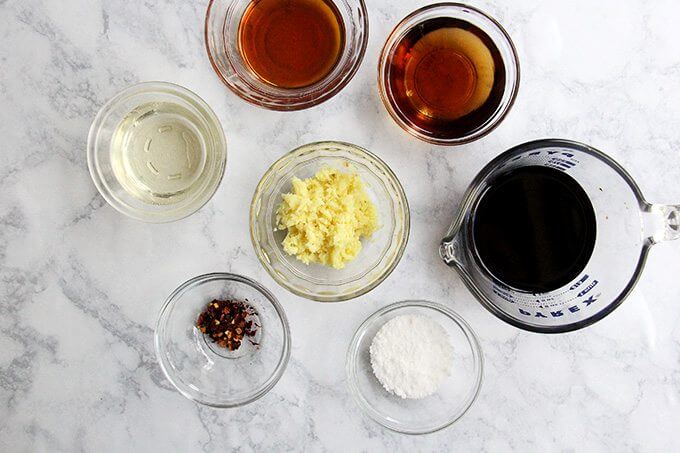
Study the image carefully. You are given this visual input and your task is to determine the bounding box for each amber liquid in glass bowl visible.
[238,0,346,88]
[386,17,506,140]
[205,0,367,110]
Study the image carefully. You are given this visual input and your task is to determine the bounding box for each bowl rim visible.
[154,272,291,408]
[377,2,521,146]
[249,141,410,302]
[86,81,227,223]
[346,300,484,434]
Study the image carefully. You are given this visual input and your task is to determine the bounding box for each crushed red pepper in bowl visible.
[196,299,259,351]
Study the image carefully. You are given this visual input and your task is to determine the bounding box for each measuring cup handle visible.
[440,235,463,266]
[650,204,680,243]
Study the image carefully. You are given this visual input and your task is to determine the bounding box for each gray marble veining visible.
[1,0,679,451]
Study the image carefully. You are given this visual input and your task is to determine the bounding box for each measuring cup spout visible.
[649,204,680,243]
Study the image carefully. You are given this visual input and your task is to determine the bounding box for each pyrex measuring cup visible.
[440,139,680,333]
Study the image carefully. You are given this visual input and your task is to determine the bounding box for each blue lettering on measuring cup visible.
[577,280,599,297]
[553,162,572,170]
[514,292,600,320]
[583,295,598,306]
[569,275,589,290]
[493,286,515,302]
[517,309,569,318]
[550,158,575,168]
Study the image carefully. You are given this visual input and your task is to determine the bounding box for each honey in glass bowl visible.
[238,0,346,88]
[205,0,368,110]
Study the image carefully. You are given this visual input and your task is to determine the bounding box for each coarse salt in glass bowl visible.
[155,273,291,408]
[346,300,483,434]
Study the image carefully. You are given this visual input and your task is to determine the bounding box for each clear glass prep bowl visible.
[378,3,520,145]
[250,141,410,302]
[87,82,227,223]
[346,300,483,434]
[155,273,291,408]
[205,0,368,111]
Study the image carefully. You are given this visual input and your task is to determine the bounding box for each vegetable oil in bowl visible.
[110,102,210,205]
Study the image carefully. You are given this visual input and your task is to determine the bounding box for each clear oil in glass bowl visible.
[88,82,226,222]
[111,102,210,205]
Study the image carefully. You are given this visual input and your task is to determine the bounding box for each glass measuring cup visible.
[440,139,680,333]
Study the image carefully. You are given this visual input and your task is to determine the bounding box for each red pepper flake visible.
[196,299,259,351]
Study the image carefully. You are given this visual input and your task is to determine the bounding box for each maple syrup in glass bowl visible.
[379,3,520,145]
[205,0,368,110]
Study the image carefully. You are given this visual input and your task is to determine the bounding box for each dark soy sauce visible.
[472,166,597,293]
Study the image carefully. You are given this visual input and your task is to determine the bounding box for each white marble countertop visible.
[2,0,679,451]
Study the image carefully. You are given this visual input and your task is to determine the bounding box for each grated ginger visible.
[276,166,378,269]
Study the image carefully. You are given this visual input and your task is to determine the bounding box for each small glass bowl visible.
[378,3,520,145]
[346,300,483,434]
[205,0,368,110]
[250,141,410,302]
[155,273,291,408]
[87,82,227,223]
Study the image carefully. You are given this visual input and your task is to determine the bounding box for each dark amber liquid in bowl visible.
[385,18,506,140]
[238,0,345,89]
